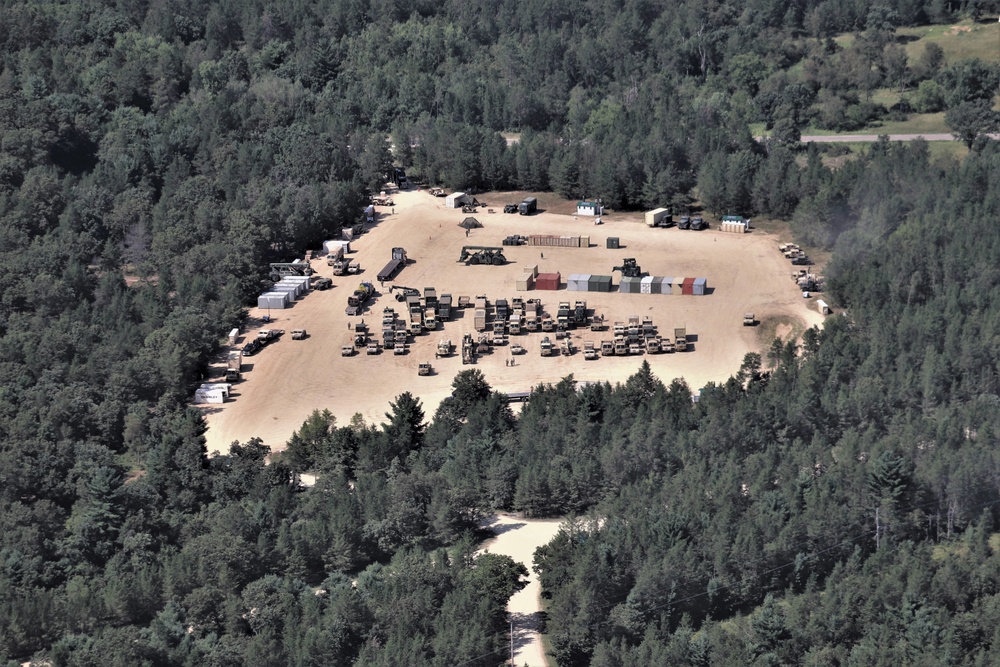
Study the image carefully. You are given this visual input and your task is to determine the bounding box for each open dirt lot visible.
[202,188,823,454]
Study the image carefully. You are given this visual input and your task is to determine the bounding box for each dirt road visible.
[799,133,999,142]
[480,514,564,667]
[201,189,822,454]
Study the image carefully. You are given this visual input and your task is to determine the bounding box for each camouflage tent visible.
[459,217,482,229]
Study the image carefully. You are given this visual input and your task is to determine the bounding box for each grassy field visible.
[898,20,1000,63]
[784,20,999,138]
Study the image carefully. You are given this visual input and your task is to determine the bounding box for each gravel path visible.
[799,133,999,142]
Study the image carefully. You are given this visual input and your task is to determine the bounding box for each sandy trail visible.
[479,514,565,667]
[201,187,823,455]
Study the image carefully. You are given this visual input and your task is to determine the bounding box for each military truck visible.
[614,338,628,356]
[458,246,507,265]
[601,340,615,356]
[341,344,354,356]
[539,336,554,356]
[583,341,599,360]
[257,329,283,344]
[560,338,573,356]
[574,301,588,326]
[346,282,375,315]
[313,277,332,290]
[437,293,453,320]
[518,197,537,215]
[366,341,380,355]
[331,258,350,275]
[462,333,475,364]
[590,314,605,331]
[540,315,555,332]
[437,339,452,357]
[674,327,688,351]
[743,312,756,326]
[225,351,242,382]
[510,342,525,355]
[391,285,420,302]
[418,362,432,376]
[291,329,307,340]
[645,336,662,353]
[393,343,407,355]
[423,307,437,331]
[690,216,707,230]
[629,340,642,355]
[612,258,645,278]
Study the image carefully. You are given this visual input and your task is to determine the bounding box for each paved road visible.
[799,133,1000,142]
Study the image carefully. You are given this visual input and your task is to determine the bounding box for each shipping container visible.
[596,276,613,292]
[682,277,696,295]
[580,236,590,248]
[536,272,561,290]
[607,237,620,249]
[672,280,684,295]
[641,276,655,294]
[620,276,642,294]
[693,277,707,295]
[516,273,534,291]
[524,264,538,277]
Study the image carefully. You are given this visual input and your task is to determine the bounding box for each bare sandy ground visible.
[201,187,823,454]
[479,514,565,667]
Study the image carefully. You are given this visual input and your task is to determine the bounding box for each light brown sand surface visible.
[202,188,822,454]
[479,514,565,667]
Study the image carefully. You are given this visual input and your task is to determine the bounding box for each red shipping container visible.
[682,277,695,295]
[536,272,561,290]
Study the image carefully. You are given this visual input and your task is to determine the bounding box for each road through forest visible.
[798,133,1000,142]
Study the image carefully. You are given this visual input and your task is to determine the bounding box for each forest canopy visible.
[1,1,1000,665]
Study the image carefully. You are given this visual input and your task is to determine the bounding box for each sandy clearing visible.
[479,514,564,667]
[201,187,823,454]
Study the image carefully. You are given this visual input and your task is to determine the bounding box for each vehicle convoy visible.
[346,282,375,315]
[518,197,537,215]
[458,246,507,265]
[225,351,242,382]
